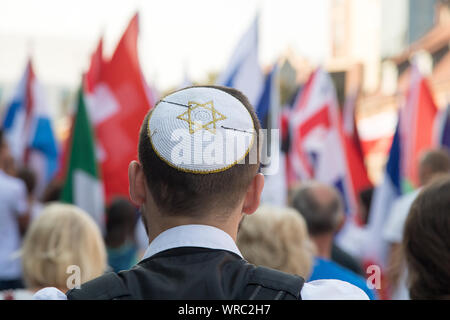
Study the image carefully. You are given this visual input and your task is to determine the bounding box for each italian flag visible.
[61,88,105,232]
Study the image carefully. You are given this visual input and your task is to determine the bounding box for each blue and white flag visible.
[216,15,264,106]
[2,61,59,195]
[363,125,402,267]
[256,65,286,206]
[436,103,450,149]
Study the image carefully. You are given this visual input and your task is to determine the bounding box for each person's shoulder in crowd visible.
[309,257,377,300]
[33,246,369,301]
[331,243,364,276]
[302,279,369,300]
[33,278,369,300]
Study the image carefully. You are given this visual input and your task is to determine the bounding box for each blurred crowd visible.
[0,125,449,300]
[0,128,149,298]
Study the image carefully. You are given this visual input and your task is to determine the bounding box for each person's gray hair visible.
[290,182,344,236]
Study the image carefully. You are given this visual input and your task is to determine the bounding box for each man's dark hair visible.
[403,174,450,299]
[138,85,261,218]
[290,182,343,236]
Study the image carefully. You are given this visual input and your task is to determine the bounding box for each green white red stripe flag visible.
[61,88,105,232]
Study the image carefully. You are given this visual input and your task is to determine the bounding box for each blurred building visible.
[359,0,450,183]
[365,0,450,113]
[391,1,450,106]
[327,0,382,98]
[381,0,437,58]
[326,0,439,102]
[309,0,448,183]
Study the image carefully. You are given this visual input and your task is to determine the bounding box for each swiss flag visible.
[85,13,154,202]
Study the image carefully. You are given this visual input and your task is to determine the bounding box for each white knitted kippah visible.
[148,87,256,174]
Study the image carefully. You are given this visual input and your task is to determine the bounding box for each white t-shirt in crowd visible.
[34,225,369,300]
[0,170,28,280]
[383,189,420,244]
[30,201,44,221]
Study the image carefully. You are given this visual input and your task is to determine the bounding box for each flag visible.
[363,64,438,271]
[342,88,372,224]
[256,65,286,206]
[84,13,153,202]
[216,15,264,106]
[288,68,358,219]
[435,103,450,149]
[400,64,438,189]
[61,88,104,231]
[2,60,59,195]
[364,124,401,267]
[255,66,277,129]
[281,86,302,189]
[357,111,396,165]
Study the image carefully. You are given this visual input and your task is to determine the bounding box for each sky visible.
[0,0,330,92]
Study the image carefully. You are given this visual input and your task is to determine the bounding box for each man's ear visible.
[129,161,147,206]
[242,173,265,215]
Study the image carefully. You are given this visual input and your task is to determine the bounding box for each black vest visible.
[66,247,304,300]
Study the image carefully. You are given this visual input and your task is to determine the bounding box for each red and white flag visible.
[288,68,358,220]
[342,88,372,225]
[85,13,154,202]
[400,64,438,189]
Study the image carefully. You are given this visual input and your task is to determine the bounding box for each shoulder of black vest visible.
[66,272,131,300]
[243,266,305,300]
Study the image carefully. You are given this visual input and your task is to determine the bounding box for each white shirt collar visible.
[141,224,243,260]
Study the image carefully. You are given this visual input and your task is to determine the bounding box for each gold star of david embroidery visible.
[177,100,227,134]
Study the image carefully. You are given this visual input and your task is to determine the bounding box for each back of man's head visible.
[137,86,261,219]
[418,148,450,186]
[290,182,344,237]
[404,174,450,299]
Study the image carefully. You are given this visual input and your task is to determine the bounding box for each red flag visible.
[85,13,153,202]
[400,66,438,188]
[342,90,372,225]
[85,38,103,93]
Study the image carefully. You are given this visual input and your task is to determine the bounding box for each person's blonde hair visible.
[22,203,107,290]
[237,205,314,279]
